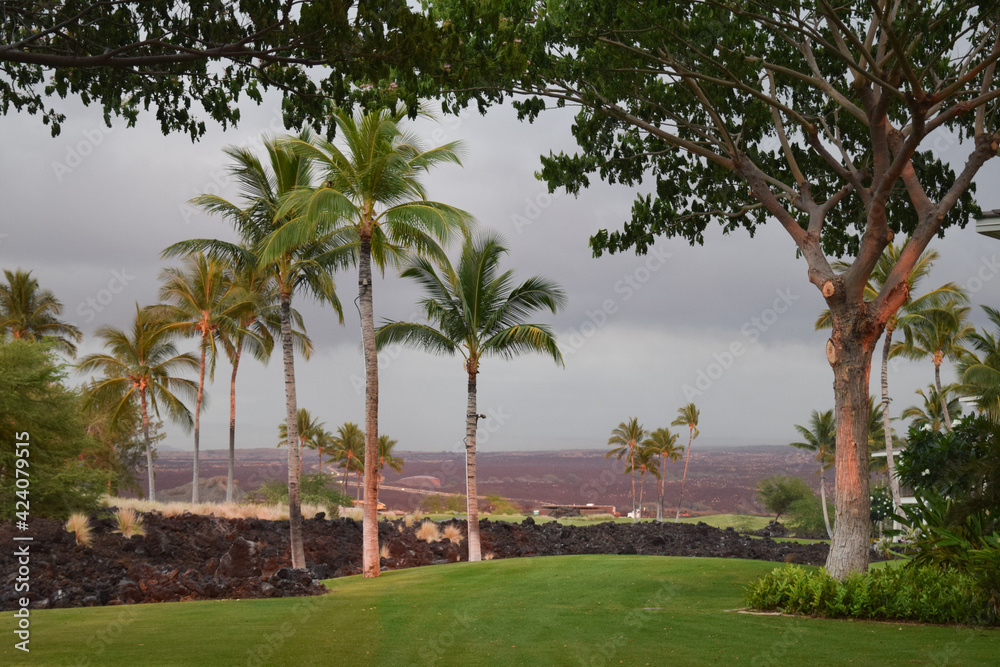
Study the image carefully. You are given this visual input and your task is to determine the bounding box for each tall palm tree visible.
[957,306,1000,420]
[607,418,648,523]
[375,231,564,560]
[902,384,963,433]
[278,408,324,477]
[644,427,681,521]
[77,304,198,499]
[310,426,336,476]
[815,242,965,510]
[268,108,473,577]
[893,299,974,432]
[627,444,658,520]
[790,409,836,538]
[167,134,343,569]
[0,268,82,356]
[671,403,700,523]
[331,422,366,496]
[376,434,404,495]
[154,253,246,504]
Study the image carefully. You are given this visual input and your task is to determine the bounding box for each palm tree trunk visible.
[675,430,694,523]
[466,367,482,562]
[227,343,242,504]
[935,357,953,431]
[342,459,350,494]
[359,234,380,578]
[140,388,155,501]
[880,329,902,512]
[280,291,306,569]
[638,471,645,519]
[629,444,637,523]
[192,342,206,504]
[658,456,665,522]
[819,467,833,539]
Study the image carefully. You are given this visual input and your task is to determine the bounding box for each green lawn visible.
[3,556,995,665]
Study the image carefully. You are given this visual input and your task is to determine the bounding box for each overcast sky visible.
[3,91,998,453]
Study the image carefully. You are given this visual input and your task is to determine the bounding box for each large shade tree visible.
[78,304,198,500]
[265,107,473,577]
[429,0,999,578]
[168,135,344,569]
[375,231,565,561]
[0,268,81,356]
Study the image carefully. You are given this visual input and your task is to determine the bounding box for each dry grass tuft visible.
[100,495,330,521]
[340,507,364,521]
[113,507,146,538]
[483,551,495,561]
[402,513,417,528]
[442,524,464,543]
[380,544,392,560]
[65,513,94,547]
[416,520,442,543]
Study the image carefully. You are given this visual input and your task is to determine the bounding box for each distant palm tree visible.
[957,306,1000,420]
[892,299,973,432]
[375,231,564,560]
[816,242,964,510]
[0,268,82,356]
[154,253,245,504]
[902,384,962,433]
[790,409,836,538]
[671,403,700,522]
[310,426,336,476]
[269,108,473,577]
[169,134,343,569]
[331,422,366,497]
[607,418,648,523]
[278,408,324,477]
[628,444,658,520]
[77,304,198,499]
[644,427,681,521]
[376,434,404,495]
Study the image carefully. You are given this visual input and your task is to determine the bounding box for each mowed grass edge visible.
[2,555,996,666]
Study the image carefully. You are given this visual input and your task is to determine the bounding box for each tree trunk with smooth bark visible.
[466,367,482,562]
[819,468,833,540]
[934,356,953,431]
[140,388,155,501]
[280,291,305,569]
[227,344,242,504]
[359,234,381,578]
[192,343,206,504]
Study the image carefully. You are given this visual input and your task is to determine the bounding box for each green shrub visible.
[784,494,833,538]
[483,494,519,514]
[756,476,811,522]
[745,564,996,625]
[248,473,353,510]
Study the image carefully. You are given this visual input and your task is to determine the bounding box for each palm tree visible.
[375,231,564,560]
[331,422,366,497]
[376,434,404,495]
[268,108,474,577]
[671,403,700,523]
[627,444,658,520]
[892,299,973,432]
[77,304,198,499]
[957,306,1000,420]
[902,384,963,433]
[154,253,246,504]
[789,409,836,538]
[0,268,82,356]
[607,418,648,523]
[167,134,343,570]
[644,427,681,521]
[309,426,336,476]
[278,408,324,477]
[815,242,965,510]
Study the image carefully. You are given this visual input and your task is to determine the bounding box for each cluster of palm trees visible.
[606,403,700,523]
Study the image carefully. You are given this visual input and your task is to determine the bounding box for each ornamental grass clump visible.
[65,513,93,547]
[442,524,464,543]
[416,520,442,543]
[113,506,146,538]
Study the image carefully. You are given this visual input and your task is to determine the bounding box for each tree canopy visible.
[1,1,449,138]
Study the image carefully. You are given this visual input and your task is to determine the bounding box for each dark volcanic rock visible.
[0,513,833,611]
